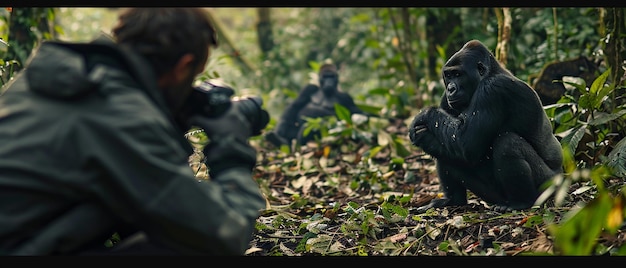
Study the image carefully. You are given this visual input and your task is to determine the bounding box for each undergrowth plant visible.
[540,69,626,255]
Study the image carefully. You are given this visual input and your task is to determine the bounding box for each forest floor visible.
[191,118,624,256]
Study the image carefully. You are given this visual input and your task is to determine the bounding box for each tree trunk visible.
[256,8,274,55]
[205,8,255,74]
[426,9,462,81]
[601,8,625,87]
[494,8,512,66]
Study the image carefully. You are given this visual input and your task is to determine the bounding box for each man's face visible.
[162,50,209,115]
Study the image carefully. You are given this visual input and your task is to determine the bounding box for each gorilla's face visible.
[442,47,489,111]
[442,66,475,111]
[319,72,338,95]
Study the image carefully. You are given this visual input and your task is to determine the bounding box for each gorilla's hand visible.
[409,107,437,147]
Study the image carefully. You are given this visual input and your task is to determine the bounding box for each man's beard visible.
[157,74,196,130]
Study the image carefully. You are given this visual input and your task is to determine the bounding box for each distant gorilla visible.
[409,40,563,212]
[531,56,600,105]
[266,63,366,146]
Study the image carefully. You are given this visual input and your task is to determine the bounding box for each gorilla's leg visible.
[265,132,288,147]
[265,121,300,147]
[436,161,472,206]
[296,124,321,145]
[421,158,523,213]
[416,161,471,212]
[491,132,554,210]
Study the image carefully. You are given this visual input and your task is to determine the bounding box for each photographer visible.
[0,8,268,255]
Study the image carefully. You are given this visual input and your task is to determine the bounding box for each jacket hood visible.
[25,41,99,99]
[21,35,191,140]
[24,35,161,101]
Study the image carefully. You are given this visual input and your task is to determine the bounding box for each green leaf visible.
[437,241,450,251]
[561,80,587,94]
[393,138,412,158]
[589,69,610,96]
[589,70,610,109]
[523,214,545,228]
[356,103,382,115]
[550,192,612,255]
[595,83,614,108]
[334,103,351,123]
[578,94,592,109]
[367,87,391,95]
[607,137,626,178]
[560,125,586,156]
[368,146,383,158]
[308,61,321,72]
[588,110,626,126]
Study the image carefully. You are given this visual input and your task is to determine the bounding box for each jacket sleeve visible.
[81,98,265,255]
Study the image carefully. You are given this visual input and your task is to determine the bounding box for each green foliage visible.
[578,69,613,110]
[103,232,121,248]
[300,103,375,148]
[549,183,624,255]
[510,8,602,81]
[380,200,409,221]
[541,67,626,256]
[608,138,626,177]
[334,103,351,123]
[55,8,117,42]
[545,69,625,168]
[367,86,411,118]
[0,8,58,89]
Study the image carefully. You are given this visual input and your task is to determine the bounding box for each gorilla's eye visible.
[445,71,461,78]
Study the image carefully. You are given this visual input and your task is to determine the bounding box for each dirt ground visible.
[242,119,623,256]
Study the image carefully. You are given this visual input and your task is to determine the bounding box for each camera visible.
[184,79,269,136]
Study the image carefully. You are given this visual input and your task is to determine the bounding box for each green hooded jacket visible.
[0,35,265,255]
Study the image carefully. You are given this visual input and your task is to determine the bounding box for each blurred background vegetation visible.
[0,7,625,255]
[3,8,621,121]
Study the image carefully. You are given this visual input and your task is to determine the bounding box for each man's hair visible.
[112,8,218,77]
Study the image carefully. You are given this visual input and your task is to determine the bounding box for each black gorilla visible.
[409,40,563,212]
[266,63,366,147]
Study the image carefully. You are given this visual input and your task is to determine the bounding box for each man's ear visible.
[171,53,196,83]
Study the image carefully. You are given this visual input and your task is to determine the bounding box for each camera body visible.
[183,80,269,136]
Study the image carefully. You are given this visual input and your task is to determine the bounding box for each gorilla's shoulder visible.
[301,84,319,94]
[336,91,355,99]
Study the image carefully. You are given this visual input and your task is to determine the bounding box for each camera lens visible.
[190,80,269,136]
[232,96,270,136]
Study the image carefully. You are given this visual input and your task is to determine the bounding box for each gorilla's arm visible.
[275,84,319,136]
[335,92,365,115]
[438,94,462,117]
[410,78,516,164]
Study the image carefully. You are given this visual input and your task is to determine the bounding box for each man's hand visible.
[188,107,257,177]
[189,106,252,142]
